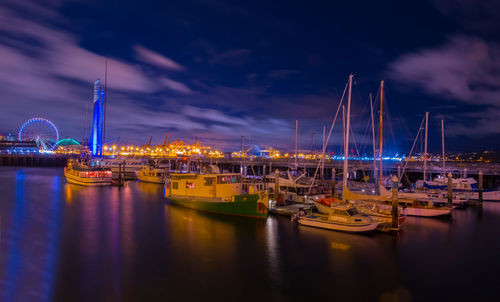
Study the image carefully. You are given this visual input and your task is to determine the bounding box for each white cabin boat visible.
[99,157,145,180]
[265,170,327,204]
[295,204,379,232]
[64,159,112,186]
[136,165,168,184]
[417,176,500,201]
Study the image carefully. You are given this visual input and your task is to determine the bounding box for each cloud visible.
[133,45,185,71]
[388,35,500,136]
[161,78,193,94]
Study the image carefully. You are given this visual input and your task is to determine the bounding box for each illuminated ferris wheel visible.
[18,118,60,151]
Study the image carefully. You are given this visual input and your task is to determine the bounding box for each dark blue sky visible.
[1,0,499,153]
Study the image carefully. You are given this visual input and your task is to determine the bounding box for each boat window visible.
[217,175,240,184]
[333,209,348,216]
[172,182,178,190]
[346,208,358,216]
[186,182,195,189]
[204,177,214,185]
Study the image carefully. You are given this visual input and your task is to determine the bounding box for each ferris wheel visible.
[18,118,60,151]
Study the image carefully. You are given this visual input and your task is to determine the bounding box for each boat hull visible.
[64,171,112,186]
[404,207,452,217]
[298,216,379,232]
[167,194,268,218]
[136,172,166,184]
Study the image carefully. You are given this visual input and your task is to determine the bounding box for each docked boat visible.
[416,177,500,202]
[99,157,145,180]
[165,165,268,218]
[315,197,405,228]
[343,187,452,217]
[64,158,112,186]
[265,170,327,204]
[136,163,168,184]
[295,204,379,232]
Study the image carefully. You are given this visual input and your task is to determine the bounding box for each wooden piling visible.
[479,170,483,206]
[447,172,452,208]
[331,168,336,199]
[391,175,398,229]
[274,169,279,204]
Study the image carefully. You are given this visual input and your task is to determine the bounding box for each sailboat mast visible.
[441,119,445,175]
[295,119,298,170]
[322,125,326,178]
[423,112,429,181]
[342,74,353,202]
[370,93,376,184]
[342,105,345,162]
[379,80,384,187]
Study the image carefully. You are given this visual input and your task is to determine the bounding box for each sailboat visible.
[297,75,379,232]
[339,84,452,217]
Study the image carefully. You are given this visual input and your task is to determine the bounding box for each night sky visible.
[0,0,499,153]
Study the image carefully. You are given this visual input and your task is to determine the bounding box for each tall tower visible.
[90,79,105,157]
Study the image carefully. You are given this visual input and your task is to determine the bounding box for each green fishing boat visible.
[165,166,268,218]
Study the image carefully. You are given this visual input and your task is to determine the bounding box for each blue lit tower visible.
[90,79,105,156]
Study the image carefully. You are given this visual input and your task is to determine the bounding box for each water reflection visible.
[0,169,62,302]
[2,168,500,301]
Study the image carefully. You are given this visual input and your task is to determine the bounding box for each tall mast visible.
[342,74,353,202]
[379,80,384,187]
[441,119,445,176]
[423,112,429,181]
[370,93,377,187]
[342,105,345,163]
[295,119,298,170]
[322,125,326,178]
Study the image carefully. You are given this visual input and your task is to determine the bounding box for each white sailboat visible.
[297,75,379,232]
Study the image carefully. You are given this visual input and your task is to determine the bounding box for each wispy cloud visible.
[133,45,185,71]
[388,35,500,136]
[160,78,193,94]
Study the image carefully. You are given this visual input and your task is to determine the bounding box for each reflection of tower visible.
[90,79,105,156]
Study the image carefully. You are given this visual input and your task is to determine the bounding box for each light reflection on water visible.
[0,167,500,301]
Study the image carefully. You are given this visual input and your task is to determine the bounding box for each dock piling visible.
[447,172,452,208]
[331,168,336,199]
[274,169,279,204]
[479,170,483,206]
[391,175,398,229]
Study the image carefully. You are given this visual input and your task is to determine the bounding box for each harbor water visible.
[1,167,499,301]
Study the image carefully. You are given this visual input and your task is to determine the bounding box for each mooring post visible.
[274,169,279,205]
[392,175,399,229]
[447,172,453,208]
[331,168,336,200]
[479,170,483,206]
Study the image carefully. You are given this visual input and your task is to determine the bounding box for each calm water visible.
[0,167,499,301]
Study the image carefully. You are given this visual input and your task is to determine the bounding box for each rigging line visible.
[307,79,349,194]
[359,93,375,156]
[349,120,367,182]
[352,83,372,156]
[399,115,426,185]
